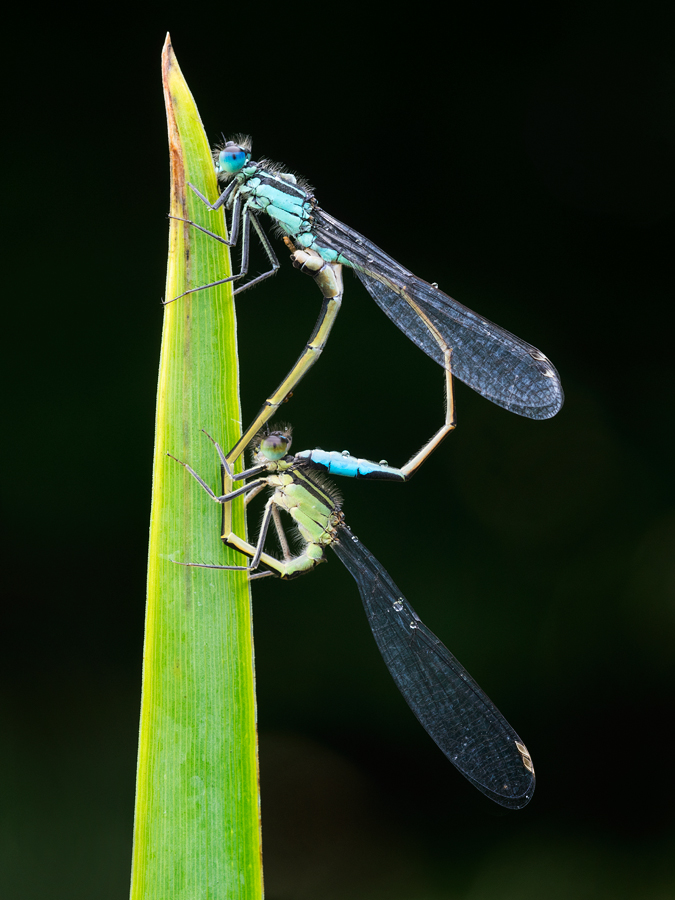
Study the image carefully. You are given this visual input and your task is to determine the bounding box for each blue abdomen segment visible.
[296,449,405,481]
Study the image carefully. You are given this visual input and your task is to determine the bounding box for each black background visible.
[2,5,675,898]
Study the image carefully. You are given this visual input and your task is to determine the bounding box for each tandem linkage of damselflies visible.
[165,136,562,808]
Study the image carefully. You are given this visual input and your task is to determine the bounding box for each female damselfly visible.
[168,424,536,809]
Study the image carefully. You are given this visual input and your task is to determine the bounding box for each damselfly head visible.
[213,135,252,179]
[253,423,293,462]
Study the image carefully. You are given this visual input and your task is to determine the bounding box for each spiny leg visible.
[184,181,283,290]
[166,451,267,504]
[169,436,293,575]
[168,208,282,299]
[168,191,243,249]
[164,205,253,304]
[168,430,271,538]
[173,530,286,578]
[232,214,280,295]
[199,428,271,483]
[249,500,276,570]
[173,560,252,572]
[169,490,285,576]
[188,428,270,539]
[188,180,234,211]
[189,499,276,573]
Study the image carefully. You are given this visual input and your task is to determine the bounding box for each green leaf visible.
[129,35,262,900]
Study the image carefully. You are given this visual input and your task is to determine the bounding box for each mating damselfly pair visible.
[167,137,562,808]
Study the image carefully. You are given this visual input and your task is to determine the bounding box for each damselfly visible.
[167,137,563,467]
[168,425,536,809]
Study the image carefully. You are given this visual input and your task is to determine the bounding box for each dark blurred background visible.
[2,5,675,898]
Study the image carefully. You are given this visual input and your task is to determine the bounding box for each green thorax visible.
[267,466,343,548]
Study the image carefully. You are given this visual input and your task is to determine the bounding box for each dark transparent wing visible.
[331,525,536,809]
[311,209,563,420]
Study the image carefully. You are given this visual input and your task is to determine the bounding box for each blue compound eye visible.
[260,431,292,460]
[217,142,249,175]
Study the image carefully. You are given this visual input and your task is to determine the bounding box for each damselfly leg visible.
[164,205,280,303]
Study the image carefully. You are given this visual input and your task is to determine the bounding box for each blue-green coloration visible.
[295,448,406,481]
[181,136,563,421]
[218,142,248,175]
[169,426,537,809]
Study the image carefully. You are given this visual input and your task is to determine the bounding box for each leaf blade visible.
[129,35,263,900]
